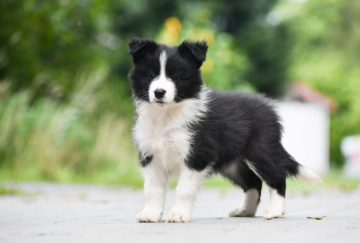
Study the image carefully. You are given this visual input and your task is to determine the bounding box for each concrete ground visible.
[0,183,359,243]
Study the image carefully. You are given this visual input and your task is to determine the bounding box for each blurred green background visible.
[0,0,359,189]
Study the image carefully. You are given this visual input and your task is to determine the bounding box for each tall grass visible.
[0,69,143,187]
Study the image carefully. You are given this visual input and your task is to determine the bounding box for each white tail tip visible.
[297,166,323,183]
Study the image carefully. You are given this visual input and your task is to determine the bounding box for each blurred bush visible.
[0,0,359,183]
[0,0,110,102]
[0,69,142,185]
[0,0,288,101]
[0,0,290,182]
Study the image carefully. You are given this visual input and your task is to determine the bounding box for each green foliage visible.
[0,70,142,187]
[0,0,359,185]
[157,9,254,92]
[278,0,360,166]
[0,0,114,102]
[0,0,289,102]
[206,0,291,97]
[0,0,288,184]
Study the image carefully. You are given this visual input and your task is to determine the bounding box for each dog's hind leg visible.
[219,160,262,217]
[263,181,286,220]
[244,140,304,220]
[245,158,287,220]
[228,188,261,217]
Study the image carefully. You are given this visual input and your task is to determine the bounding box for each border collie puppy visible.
[128,38,322,223]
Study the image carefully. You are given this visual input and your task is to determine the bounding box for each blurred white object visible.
[275,82,335,175]
[341,136,360,177]
[277,102,329,175]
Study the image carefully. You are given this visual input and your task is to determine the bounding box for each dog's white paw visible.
[263,206,285,220]
[136,209,162,223]
[166,209,191,223]
[264,188,285,220]
[229,208,256,217]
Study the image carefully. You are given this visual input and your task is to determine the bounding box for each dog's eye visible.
[149,73,155,80]
[171,74,179,81]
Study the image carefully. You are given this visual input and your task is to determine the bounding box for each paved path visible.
[0,183,359,243]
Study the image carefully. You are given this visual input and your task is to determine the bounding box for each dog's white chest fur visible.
[135,119,189,173]
[133,89,209,174]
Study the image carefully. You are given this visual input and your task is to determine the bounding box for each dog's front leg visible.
[167,165,208,223]
[136,160,168,223]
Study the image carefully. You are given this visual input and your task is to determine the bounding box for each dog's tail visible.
[281,147,323,183]
[296,165,323,183]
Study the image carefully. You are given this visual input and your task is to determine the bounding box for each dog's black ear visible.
[177,40,208,68]
[129,38,157,64]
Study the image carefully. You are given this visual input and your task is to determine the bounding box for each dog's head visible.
[128,38,208,107]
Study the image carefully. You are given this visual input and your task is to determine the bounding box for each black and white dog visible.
[128,38,322,223]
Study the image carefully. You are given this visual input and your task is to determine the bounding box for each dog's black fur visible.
[188,90,300,197]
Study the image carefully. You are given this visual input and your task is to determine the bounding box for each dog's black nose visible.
[154,89,166,99]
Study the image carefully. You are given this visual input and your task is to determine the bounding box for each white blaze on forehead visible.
[159,51,167,78]
[149,50,176,104]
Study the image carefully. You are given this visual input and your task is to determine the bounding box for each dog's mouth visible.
[151,98,175,107]
[154,100,166,107]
